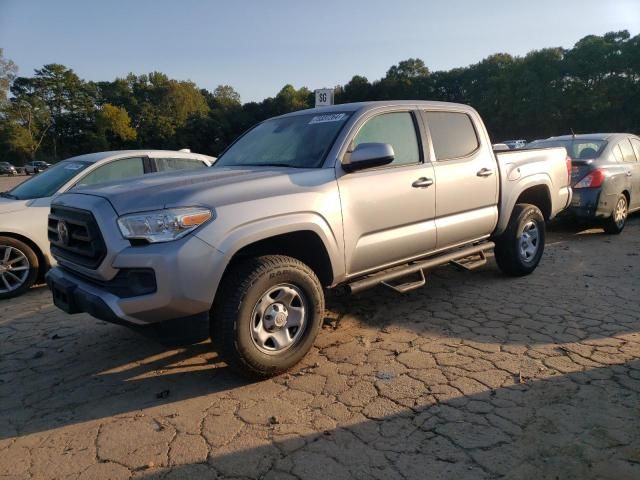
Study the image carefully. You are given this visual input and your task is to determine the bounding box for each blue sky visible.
[1,0,639,102]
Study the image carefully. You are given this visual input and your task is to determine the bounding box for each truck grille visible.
[48,206,107,269]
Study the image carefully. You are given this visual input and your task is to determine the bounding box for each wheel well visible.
[516,185,552,220]
[228,231,334,286]
[622,190,630,204]
[0,232,49,281]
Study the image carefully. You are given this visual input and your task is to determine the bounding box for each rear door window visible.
[76,157,145,186]
[619,139,637,163]
[425,111,479,160]
[155,157,207,172]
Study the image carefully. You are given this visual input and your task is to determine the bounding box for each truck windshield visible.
[215,112,351,168]
[527,139,607,160]
[8,161,91,200]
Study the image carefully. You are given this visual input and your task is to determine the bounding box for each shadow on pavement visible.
[134,359,640,479]
[0,219,638,443]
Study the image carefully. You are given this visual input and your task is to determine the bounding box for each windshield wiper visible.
[0,192,17,199]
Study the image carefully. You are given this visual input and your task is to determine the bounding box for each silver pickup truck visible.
[46,101,571,377]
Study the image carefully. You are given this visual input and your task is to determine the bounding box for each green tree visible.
[10,64,97,159]
[95,103,136,149]
[3,96,52,159]
[212,84,241,108]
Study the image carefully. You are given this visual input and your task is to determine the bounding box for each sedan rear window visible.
[527,139,607,160]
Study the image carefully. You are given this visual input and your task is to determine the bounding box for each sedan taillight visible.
[574,169,605,189]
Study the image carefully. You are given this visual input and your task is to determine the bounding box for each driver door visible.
[337,110,436,276]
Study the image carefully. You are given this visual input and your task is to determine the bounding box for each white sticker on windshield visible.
[309,113,346,124]
[64,163,83,170]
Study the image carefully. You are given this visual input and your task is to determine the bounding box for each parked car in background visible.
[527,133,640,233]
[0,162,18,176]
[0,150,216,298]
[501,139,527,150]
[46,101,571,377]
[24,161,51,175]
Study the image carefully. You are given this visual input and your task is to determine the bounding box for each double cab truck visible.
[46,101,572,377]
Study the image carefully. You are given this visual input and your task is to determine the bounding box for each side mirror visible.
[343,143,395,172]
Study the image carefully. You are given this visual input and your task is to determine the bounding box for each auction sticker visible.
[309,113,347,124]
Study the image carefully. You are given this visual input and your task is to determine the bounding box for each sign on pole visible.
[315,88,334,107]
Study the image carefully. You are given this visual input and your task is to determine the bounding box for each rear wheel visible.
[603,194,627,234]
[211,255,324,378]
[494,204,545,276]
[0,236,39,299]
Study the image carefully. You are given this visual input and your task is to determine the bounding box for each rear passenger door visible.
[421,110,499,249]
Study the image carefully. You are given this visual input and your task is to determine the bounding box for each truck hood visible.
[67,166,322,215]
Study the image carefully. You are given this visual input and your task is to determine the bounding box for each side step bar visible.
[347,242,494,294]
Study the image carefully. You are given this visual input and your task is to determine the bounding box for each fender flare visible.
[210,212,345,283]
[496,174,553,236]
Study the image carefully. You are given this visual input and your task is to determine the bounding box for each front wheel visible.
[0,236,40,299]
[494,204,545,276]
[603,194,627,234]
[211,255,325,378]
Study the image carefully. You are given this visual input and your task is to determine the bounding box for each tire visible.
[494,204,545,277]
[603,194,628,234]
[0,236,39,299]
[211,255,325,378]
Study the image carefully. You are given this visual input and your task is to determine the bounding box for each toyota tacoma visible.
[46,101,572,377]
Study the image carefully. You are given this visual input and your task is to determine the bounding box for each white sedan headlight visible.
[117,207,212,243]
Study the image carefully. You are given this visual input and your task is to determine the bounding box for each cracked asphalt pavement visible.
[1,175,640,479]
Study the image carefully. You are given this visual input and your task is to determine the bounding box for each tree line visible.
[0,30,638,164]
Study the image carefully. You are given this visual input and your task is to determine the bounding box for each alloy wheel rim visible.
[614,197,627,228]
[250,283,308,355]
[0,245,30,293]
[519,221,539,263]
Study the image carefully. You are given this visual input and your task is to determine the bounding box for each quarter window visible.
[619,139,638,163]
[352,112,420,166]
[77,157,145,186]
[425,111,479,160]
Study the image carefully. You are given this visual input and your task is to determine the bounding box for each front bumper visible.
[46,234,226,326]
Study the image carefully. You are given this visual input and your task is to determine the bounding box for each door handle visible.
[477,168,494,177]
[412,177,434,188]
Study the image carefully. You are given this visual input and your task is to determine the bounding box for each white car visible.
[0,150,216,298]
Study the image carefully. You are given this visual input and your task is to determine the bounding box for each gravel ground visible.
[1,173,639,479]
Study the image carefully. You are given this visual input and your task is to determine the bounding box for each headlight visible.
[117,207,212,243]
